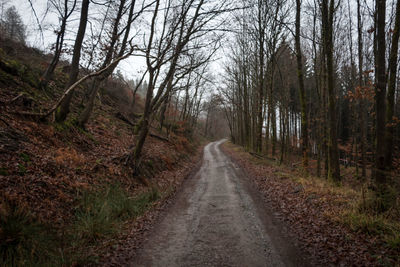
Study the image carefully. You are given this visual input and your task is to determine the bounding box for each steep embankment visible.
[0,39,203,265]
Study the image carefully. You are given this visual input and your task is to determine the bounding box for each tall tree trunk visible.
[357,0,367,178]
[256,0,265,153]
[322,0,340,182]
[385,0,400,170]
[271,104,277,157]
[295,0,309,171]
[55,0,89,122]
[374,0,387,199]
[279,104,285,164]
[346,0,357,174]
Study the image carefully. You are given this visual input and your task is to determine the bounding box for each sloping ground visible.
[0,40,203,265]
[222,141,400,266]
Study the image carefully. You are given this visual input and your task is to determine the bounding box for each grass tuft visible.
[0,184,160,265]
[73,184,159,245]
[0,200,57,266]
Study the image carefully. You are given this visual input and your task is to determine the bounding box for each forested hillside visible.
[0,1,229,264]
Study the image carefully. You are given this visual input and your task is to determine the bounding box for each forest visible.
[0,0,399,265]
[221,0,400,211]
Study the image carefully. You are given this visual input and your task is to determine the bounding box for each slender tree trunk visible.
[322,0,340,182]
[256,0,265,153]
[205,105,210,136]
[41,12,67,88]
[271,104,277,157]
[55,0,89,122]
[78,79,100,127]
[132,68,156,171]
[385,0,400,170]
[295,0,309,171]
[374,0,387,198]
[279,104,285,164]
[159,78,173,130]
[357,0,367,179]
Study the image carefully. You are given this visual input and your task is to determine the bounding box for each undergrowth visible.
[0,200,58,266]
[0,184,160,266]
[342,189,400,261]
[297,170,400,263]
[224,140,400,263]
[73,184,159,244]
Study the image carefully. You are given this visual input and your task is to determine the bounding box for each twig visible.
[149,132,169,142]
[0,116,10,127]
[7,93,25,104]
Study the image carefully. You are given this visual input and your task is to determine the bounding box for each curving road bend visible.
[132,140,307,267]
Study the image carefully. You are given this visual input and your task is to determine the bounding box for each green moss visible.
[78,127,98,144]
[134,117,143,135]
[53,119,77,133]
[147,159,154,169]
[0,69,16,85]
[17,163,26,175]
[0,167,8,176]
[53,119,99,144]
[21,69,40,88]
[5,59,24,74]
[19,153,30,163]
[387,233,400,250]
[0,58,40,88]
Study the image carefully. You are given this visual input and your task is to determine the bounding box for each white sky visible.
[9,0,226,85]
[10,0,154,80]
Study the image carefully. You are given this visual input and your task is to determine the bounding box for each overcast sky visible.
[10,0,158,80]
[7,0,227,88]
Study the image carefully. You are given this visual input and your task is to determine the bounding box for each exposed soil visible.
[130,140,309,267]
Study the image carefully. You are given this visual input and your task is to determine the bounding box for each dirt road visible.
[133,140,308,267]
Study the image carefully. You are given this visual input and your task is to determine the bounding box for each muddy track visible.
[132,140,309,267]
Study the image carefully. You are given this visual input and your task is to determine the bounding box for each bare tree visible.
[385,0,400,170]
[55,0,89,122]
[373,0,387,207]
[40,0,77,88]
[295,0,309,171]
[129,0,232,172]
[321,0,340,182]
[77,0,129,127]
[77,0,154,127]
